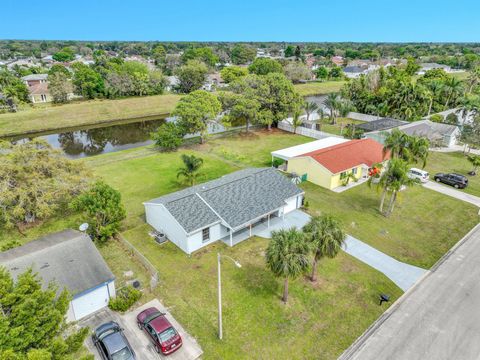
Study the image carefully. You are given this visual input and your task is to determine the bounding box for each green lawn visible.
[2,129,478,359]
[302,181,479,269]
[317,117,365,136]
[294,81,346,96]
[425,151,480,197]
[0,94,181,137]
[199,129,313,167]
[122,225,402,360]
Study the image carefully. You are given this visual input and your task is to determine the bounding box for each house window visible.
[352,168,358,175]
[41,94,47,102]
[202,228,210,243]
[340,171,347,179]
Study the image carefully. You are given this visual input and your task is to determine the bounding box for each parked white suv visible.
[408,168,429,183]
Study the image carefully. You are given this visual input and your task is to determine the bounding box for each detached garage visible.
[0,229,115,321]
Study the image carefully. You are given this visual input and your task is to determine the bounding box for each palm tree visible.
[383,129,410,159]
[442,77,463,109]
[467,67,480,94]
[265,228,310,303]
[303,215,346,282]
[467,155,480,175]
[324,93,340,124]
[176,154,204,186]
[303,101,319,123]
[368,158,415,216]
[409,136,430,168]
[291,110,303,134]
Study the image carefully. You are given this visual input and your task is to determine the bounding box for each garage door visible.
[71,284,110,320]
[284,196,298,214]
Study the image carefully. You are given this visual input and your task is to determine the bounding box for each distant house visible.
[0,230,115,321]
[331,56,344,66]
[165,76,179,92]
[28,82,52,103]
[416,63,464,75]
[286,139,389,190]
[356,118,409,133]
[203,72,225,91]
[364,119,460,148]
[21,73,48,87]
[144,168,304,254]
[343,66,367,78]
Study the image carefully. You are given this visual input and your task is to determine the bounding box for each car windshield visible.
[112,347,133,360]
[98,328,117,340]
[158,327,177,343]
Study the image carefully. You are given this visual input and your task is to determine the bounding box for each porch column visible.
[229,231,233,247]
[249,224,252,237]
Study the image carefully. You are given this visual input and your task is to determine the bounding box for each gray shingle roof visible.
[357,118,408,132]
[399,120,458,138]
[21,74,48,81]
[145,168,304,233]
[0,230,114,296]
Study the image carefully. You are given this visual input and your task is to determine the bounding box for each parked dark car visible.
[137,307,182,355]
[92,321,135,360]
[433,173,468,189]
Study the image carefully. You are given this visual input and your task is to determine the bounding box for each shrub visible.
[152,122,184,151]
[108,286,142,312]
[272,158,285,168]
[430,114,444,122]
[445,113,458,125]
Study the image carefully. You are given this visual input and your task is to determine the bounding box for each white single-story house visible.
[365,120,460,148]
[0,230,115,321]
[144,168,304,254]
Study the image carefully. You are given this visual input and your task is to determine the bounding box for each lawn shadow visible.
[232,263,280,299]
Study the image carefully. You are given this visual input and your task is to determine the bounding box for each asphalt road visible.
[340,224,480,360]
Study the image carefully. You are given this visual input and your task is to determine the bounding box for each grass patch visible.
[0,94,181,137]
[316,117,365,136]
[294,81,346,96]
[425,151,480,197]
[302,181,479,268]
[123,224,402,360]
[199,129,313,167]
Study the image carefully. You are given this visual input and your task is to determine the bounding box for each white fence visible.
[278,121,342,139]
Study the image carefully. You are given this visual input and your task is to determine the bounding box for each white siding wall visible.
[186,223,228,253]
[145,204,189,254]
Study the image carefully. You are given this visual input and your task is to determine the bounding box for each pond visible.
[11,118,167,159]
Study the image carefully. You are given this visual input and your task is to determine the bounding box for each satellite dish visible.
[79,223,89,232]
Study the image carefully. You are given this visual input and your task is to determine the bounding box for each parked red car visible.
[136,307,182,355]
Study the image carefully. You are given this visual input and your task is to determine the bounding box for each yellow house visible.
[287,139,389,190]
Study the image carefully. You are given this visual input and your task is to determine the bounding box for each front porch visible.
[221,210,311,247]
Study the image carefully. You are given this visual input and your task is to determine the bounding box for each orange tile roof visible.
[297,138,389,174]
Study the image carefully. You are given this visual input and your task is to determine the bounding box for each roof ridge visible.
[298,139,369,157]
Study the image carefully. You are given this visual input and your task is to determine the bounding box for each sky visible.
[2,0,480,42]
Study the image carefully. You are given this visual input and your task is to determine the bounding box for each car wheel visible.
[454,184,459,189]
[137,322,142,330]
[436,178,441,182]
[154,344,161,353]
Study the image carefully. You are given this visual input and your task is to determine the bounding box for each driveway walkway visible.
[343,236,427,291]
[226,210,425,291]
[423,180,480,207]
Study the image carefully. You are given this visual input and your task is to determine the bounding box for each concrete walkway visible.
[343,236,427,291]
[423,180,480,207]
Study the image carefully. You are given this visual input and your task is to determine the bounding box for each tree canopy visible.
[174,60,208,93]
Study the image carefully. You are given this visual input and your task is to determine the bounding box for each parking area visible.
[80,299,203,360]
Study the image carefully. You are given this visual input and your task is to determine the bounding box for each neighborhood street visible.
[423,181,480,207]
[340,224,480,360]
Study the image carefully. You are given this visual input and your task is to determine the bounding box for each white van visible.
[408,168,429,183]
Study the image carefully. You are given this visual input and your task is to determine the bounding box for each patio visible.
[221,210,311,246]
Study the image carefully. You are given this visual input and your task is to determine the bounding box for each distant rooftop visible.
[21,73,48,81]
[356,118,408,132]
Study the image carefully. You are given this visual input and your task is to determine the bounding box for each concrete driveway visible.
[80,299,203,360]
[343,236,427,291]
[423,180,480,207]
